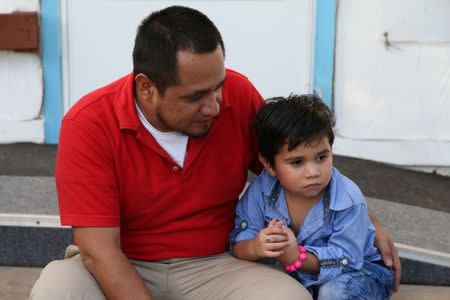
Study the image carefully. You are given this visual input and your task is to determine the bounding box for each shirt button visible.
[240,220,247,229]
[341,258,348,265]
[172,165,179,171]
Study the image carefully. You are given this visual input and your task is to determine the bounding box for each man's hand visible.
[370,213,401,292]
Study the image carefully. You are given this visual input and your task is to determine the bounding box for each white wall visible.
[333,0,450,172]
[61,0,315,110]
[0,0,43,143]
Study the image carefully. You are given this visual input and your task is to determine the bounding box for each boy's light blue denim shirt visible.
[230,167,381,287]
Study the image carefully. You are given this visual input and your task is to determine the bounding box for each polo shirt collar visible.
[115,73,140,131]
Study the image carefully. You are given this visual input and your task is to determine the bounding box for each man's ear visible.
[135,73,157,98]
[258,153,276,177]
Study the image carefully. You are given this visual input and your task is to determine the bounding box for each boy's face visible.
[262,136,333,203]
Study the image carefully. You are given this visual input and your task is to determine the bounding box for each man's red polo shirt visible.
[56,69,264,260]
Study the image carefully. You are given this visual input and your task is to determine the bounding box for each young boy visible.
[230,95,394,299]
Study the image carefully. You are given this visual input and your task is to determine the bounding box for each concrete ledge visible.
[0,213,62,227]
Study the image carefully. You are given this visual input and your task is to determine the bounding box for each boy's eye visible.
[317,154,328,161]
[291,159,303,166]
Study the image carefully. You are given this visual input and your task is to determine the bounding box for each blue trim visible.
[313,0,337,108]
[41,0,63,144]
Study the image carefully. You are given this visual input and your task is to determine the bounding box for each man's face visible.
[140,46,226,137]
[265,136,333,203]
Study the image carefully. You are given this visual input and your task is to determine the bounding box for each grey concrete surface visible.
[367,197,450,254]
[0,143,56,177]
[391,285,450,299]
[0,267,41,300]
[334,156,450,213]
[367,198,450,285]
[0,176,57,214]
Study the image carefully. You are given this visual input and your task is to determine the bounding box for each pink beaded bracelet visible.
[284,245,308,272]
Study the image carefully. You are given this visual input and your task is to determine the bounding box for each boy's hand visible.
[254,219,290,258]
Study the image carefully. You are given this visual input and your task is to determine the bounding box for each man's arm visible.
[73,227,153,300]
[369,211,401,292]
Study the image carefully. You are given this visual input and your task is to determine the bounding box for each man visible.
[31,6,400,299]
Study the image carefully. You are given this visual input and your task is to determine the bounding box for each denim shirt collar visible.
[328,167,355,211]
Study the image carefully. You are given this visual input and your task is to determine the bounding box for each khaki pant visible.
[30,246,311,300]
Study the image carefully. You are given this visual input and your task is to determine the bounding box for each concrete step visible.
[367,197,450,285]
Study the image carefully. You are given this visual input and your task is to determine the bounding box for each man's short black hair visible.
[132,6,225,94]
[255,94,335,166]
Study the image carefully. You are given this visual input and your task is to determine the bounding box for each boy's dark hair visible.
[132,6,225,94]
[255,94,335,166]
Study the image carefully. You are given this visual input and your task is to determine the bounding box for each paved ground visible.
[0,267,41,300]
